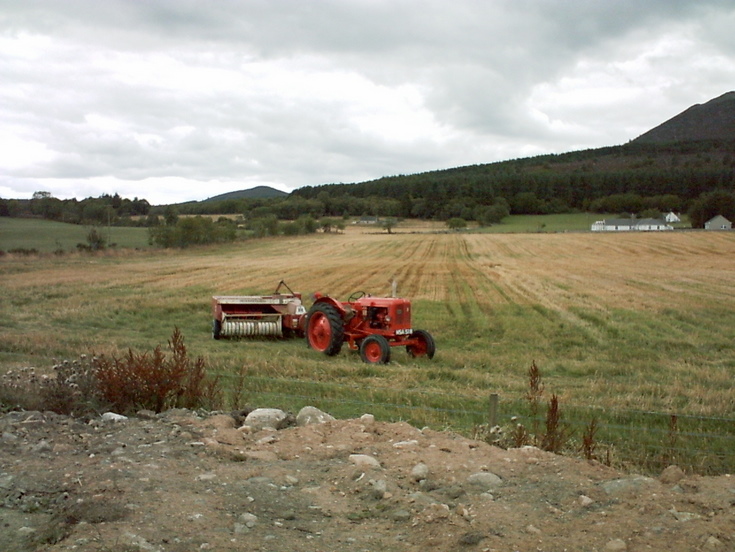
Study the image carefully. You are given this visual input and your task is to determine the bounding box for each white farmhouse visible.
[591,218,673,232]
[665,212,681,223]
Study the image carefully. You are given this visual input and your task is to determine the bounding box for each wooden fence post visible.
[488,393,499,428]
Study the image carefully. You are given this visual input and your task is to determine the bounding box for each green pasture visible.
[0,218,150,252]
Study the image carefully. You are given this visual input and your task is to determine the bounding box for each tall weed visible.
[94,327,220,414]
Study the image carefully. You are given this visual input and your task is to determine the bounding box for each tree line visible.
[3,140,735,242]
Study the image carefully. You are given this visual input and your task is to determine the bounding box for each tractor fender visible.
[312,295,346,317]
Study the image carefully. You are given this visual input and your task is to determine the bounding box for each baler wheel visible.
[305,303,344,356]
[212,319,222,340]
[406,329,436,359]
[359,335,391,364]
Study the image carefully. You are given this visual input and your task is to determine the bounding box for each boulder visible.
[296,406,335,426]
[242,408,289,431]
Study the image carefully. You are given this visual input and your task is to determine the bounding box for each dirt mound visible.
[0,409,732,551]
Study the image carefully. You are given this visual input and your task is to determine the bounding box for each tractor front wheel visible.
[406,329,435,359]
[305,303,344,356]
[359,335,391,364]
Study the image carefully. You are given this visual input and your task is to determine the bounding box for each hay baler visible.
[212,281,306,339]
[305,291,436,364]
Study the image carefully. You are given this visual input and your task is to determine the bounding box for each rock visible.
[244,450,278,461]
[411,462,429,482]
[369,478,388,499]
[393,439,419,449]
[578,495,595,507]
[0,474,15,489]
[601,476,655,496]
[408,491,440,506]
[296,406,335,426]
[349,454,381,469]
[360,413,375,424]
[605,538,627,551]
[660,465,685,484]
[239,512,258,528]
[703,536,724,550]
[123,531,159,551]
[242,408,289,431]
[669,507,702,522]
[391,509,411,522]
[256,434,277,445]
[31,440,52,453]
[136,409,157,420]
[101,412,128,422]
[467,472,502,491]
[443,485,465,500]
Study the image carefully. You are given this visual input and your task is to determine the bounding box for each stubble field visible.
[2,225,735,468]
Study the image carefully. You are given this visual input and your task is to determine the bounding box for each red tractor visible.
[305,291,435,364]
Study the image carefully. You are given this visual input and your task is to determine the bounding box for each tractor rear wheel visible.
[406,329,435,359]
[359,335,391,364]
[305,303,344,356]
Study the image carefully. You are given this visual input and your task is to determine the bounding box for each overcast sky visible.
[1,1,734,205]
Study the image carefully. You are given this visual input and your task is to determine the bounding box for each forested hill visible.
[204,186,287,202]
[289,92,735,225]
[292,139,735,217]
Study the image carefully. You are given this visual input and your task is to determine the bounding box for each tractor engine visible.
[350,296,413,335]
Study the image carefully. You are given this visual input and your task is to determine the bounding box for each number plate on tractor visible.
[395,328,413,336]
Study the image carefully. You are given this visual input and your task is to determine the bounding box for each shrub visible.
[94,327,220,414]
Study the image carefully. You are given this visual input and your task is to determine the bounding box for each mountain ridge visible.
[632,91,735,144]
[203,186,288,202]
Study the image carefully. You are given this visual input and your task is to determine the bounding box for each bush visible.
[94,327,220,414]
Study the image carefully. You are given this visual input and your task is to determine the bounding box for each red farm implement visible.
[211,281,306,339]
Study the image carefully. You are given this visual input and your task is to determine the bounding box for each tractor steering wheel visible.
[348,291,367,302]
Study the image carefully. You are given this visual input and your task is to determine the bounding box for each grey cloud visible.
[1,0,734,202]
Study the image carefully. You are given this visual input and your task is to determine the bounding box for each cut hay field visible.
[2,227,734,422]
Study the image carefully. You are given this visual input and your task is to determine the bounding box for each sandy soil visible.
[1,407,732,552]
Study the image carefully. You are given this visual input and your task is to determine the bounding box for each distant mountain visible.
[204,186,288,202]
[632,91,735,144]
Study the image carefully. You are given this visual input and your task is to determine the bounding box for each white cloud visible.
[0,0,734,203]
